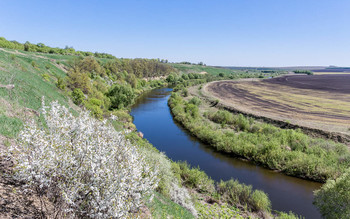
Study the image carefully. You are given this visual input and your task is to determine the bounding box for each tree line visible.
[0,36,115,58]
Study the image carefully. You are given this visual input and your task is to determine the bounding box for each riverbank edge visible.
[129,87,302,219]
[168,84,350,184]
[202,80,350,146]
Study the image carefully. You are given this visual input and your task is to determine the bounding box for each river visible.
[130,88,322,219]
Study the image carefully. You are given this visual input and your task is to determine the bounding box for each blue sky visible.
[0,0,349,66]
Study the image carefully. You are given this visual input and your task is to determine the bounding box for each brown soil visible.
[203,75,350,144]
[0,138,53,218]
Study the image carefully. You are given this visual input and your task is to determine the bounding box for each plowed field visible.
[204,75,350,134]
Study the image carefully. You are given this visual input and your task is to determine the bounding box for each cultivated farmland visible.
[204,75,350,137]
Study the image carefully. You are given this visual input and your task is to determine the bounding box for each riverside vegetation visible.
[0,38,298,218]
[169,84,350,218]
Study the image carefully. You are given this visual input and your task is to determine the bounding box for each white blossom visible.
[9,100,159,218]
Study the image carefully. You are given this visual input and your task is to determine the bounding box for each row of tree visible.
[0,37,115,58]
[104,58,175,78]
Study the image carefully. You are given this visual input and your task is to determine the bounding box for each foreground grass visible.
[146,192,194,219]
[169,87,350,182]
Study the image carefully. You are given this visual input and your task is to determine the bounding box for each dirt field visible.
[204,75,350,135]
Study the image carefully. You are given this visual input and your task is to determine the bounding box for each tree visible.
[314,169,350,219]
[67,69,92,94]
[71,88,85,105]
[107,84,135,109]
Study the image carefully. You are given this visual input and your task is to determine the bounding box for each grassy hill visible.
[0,44,299,218]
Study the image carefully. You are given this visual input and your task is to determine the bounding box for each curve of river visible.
[131,88,322,219]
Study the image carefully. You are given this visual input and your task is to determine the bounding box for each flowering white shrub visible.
[9,100,159,218]
[170,182,198,217]
[139,147,197,216]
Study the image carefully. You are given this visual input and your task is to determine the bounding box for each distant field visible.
[204,75,350,134]
[313,72,350,75]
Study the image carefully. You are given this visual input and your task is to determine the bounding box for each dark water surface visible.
[131,88,322,219]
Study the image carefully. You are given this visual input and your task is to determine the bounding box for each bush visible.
[217,179,271,212]
[172,162,215,193]
[107,84,135,109]
[314,169,350,218]
[71,88,85,105]
[188,97,201,106]
[9,101,159,218]
[56,76,66,90]
[185,104,199,118]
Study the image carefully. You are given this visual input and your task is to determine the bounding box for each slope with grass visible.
[0,44,300,218]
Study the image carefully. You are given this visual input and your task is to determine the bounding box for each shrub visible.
[107,84,135,109]
[182,88,188,97]
[41,73,50,82]
[217,179,271,212]
[56,76,66,90]
[31,60,38,68]
[188,97,201,106]
[71,88,85,105]
[9,100,159,218]
[314,169,350,218]
[185,104,199,118]
[172,162,215,194]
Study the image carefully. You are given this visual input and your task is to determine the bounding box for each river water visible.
[130,88,322,219]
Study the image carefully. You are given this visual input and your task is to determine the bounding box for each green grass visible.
[0,48,71,111]
[171,63,262,76]
[171,63,239,75]
[0,115,23,138]
[146,192,194,219]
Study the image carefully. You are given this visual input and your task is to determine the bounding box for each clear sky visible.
[0,0,349,66]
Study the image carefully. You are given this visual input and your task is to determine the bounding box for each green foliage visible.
[84,98,104,119]
[41,73,51,82]
[217,179,271,212]
[171,161,215,193]
[0,36,115,58]
[169,93,350,182]
[71,88,85,105]
[314,169,350,219]
[104,58,175,78]
[189,97,201,106]
[67,69,92,94]
[107,84,135,109]
[31,60,37,68]
[56,76,66,90]
[277,211,303,219]
[293,70,313,75]
[185,104,199,118]
[166,73,178,84]
[196,202,243,219]
[182,88,188,97]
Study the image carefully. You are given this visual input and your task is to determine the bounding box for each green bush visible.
[172,162,215,193]
[184,104,199,118]
[314,169,350,219]
[107,84,135,109]
[188,97,201,106]
[217,179,271,212]
[71,88,85,105]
